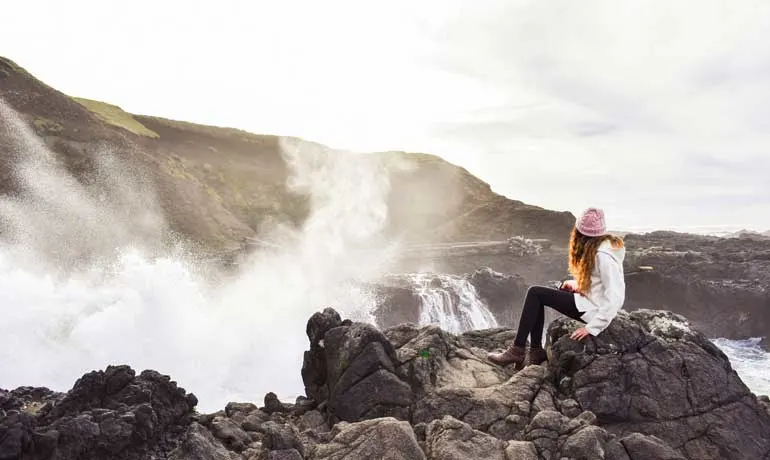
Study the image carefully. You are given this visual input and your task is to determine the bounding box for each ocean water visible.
[714,337,770,397]
[614,224,769,237]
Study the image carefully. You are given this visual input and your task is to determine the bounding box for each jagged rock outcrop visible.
[0,365,197,460]
[3,307,768,460]
[548,310,770,460]
[301,308,412,424]
[295,307,769,460]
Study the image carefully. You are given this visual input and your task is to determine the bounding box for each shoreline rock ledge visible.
[2,309,769,460]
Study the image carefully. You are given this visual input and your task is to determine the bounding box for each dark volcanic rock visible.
[620,433,688,460]
[0,387,61,417]
[303,307,415,424]
[263,392,290,415]
[468,267,529,325]
[167,422,234,460]
[296,307,770,459]
[370,281,422,329]
[4,306,768,460]
[622,232,770,340]
[310,417,425,460]
[760,395,770,416]
[548,309,770,460]
[370,276,422,329]
[261,421,304,454]
[0,365,197,460]
[424,416,507,459]
[322,322,412,422]
[301,308,343,404]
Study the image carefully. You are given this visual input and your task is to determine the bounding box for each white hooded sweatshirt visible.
[574,239,626,336]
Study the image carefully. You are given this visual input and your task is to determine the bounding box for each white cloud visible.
[1,0,493,150]
[425,0,770,230]
[2,0,769,231]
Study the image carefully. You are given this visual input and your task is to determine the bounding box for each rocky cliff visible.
[0,56,574,259]
[622,231,770,340]
[2,308,768,460]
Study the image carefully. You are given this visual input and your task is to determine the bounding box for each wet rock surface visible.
[3,307,768,459]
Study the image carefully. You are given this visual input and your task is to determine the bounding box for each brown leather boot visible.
[527,348,548,366]
[487,343,526,367]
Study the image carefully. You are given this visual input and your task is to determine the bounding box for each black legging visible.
[514,285,586,348]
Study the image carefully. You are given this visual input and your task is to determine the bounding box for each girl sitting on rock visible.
[488,207,626,368]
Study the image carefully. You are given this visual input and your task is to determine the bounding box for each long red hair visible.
[568,228,624,295]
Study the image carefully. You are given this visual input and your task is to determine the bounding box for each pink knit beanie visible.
[576,207,607,237]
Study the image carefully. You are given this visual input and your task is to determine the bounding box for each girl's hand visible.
[561,279,578,292]
[570,327,591,341]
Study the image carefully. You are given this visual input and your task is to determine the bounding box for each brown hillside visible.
[0,56,574,255]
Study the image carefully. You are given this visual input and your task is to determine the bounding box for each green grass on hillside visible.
[137,115,277,144]
[0,56,55,88]
[0,56,22,73]
[0,57,27,80]
[73,97,159,138]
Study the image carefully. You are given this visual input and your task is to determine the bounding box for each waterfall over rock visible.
[409,273,499,333]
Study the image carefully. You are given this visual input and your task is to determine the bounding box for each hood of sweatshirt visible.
[597,239,626,264]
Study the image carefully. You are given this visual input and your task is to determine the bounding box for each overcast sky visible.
[2,0,769,232]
